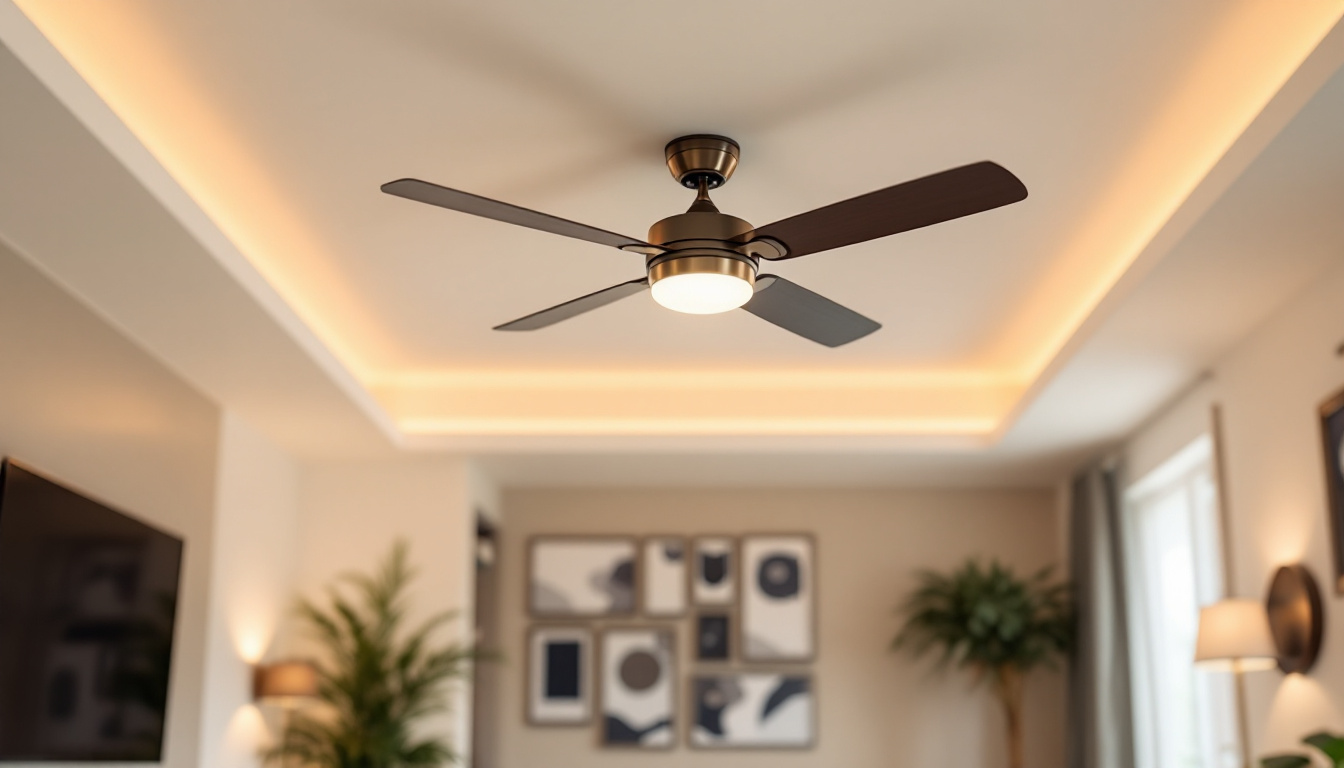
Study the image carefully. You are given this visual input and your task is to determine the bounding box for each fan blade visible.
[747,161,1027,260]
[494,278,649,331]
[382,178,663,254]
[741,275,880,347]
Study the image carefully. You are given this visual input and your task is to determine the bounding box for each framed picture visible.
[1319,387,1344,594]
[741,534,815,661]
[642,537,687,616]
[529,537,637,617]
[527,626,592,725]
[692,537,736,605]
[599,628,675,749]
[696,613,731,661]
[689,673,814,749]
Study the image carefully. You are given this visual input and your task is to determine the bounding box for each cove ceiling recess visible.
[10,1,1344,443]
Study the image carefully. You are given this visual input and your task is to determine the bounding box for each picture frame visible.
[526,625,593,726]
[598,627,677,749]
[641,536,688,617]
[528,536,638,617]
[687,672,815,749]
[691,536,737,605]
[740,533,817,662]
[1318,387,1344,594]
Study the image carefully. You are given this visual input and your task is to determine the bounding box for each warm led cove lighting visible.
[651,273,754,315]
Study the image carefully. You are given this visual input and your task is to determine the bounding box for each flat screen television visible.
[0,459,183,762]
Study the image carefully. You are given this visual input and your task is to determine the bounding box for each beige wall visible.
[0,239,221,767]
[198,412,303,768]
[1125,258,1344,755]
[492,487,1066,768]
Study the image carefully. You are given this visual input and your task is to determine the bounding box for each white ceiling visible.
[0,2,1342,484]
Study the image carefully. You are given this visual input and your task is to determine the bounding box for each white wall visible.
[0,238,221,767]
[294,457,482,758]
[494,487,1067,768]
[1124,258,1344,756]
[198,411,302,768]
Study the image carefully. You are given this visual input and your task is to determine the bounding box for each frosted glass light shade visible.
[1194,599,1277,671]
[650,273,754,314]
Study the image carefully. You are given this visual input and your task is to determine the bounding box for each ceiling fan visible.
[381,136,1027,347]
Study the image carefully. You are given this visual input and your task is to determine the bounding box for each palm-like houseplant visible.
[267,541,476,767]
[893,559,1073,768]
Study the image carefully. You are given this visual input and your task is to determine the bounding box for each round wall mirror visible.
[1265,565,1324,674]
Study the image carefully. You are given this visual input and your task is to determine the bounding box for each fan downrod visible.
[665,135,740,189]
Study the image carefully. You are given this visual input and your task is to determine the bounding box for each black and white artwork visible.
[600,628,675,748]
[692,537,735,605]
[528,627,592,725]
[1321,388,1344,594]
[741,535,814,661]
[690,674,814,749]
[530,538,637,616]
[696,614,731,661]
[642,537,687,616]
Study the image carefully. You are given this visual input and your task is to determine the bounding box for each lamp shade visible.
[1194,598,1277,671]
[253,660,320,706]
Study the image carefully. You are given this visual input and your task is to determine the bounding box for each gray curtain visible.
[1067,462,1136,768]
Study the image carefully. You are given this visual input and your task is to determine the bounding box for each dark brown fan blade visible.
[747,161,1027,260]
[381,179,663,254]
[494,278,649,331]
[741,275,880,347]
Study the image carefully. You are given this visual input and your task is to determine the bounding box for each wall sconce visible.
[1194,598,1278,671]
[1266,564,1323,674]
[253,660,320,708]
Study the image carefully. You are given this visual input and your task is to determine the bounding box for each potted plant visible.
[1262,731,1344,767]
[268,541,478,767]
[892,559,1073,768]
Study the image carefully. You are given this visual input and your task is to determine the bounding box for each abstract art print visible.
[1320,387,1344,593]
[696,613,731,661]
[530,538,637,617]
[690,673,813,749]
[642,537,687,616]
[692,537,736,605]
[600,628,675,748]
[741,535,815,661]
[527,626,592,725]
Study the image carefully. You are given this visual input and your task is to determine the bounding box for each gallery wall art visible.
[741,535,815,661]
[527,626,592,725]
[696,614,731,661]
[643,537,687,616]
[690,673,814,748]
[692,537,735,605]
[1319,387,1344,593]
[530,537,637,616]
[600,628,676,748]
[522,532,818,751]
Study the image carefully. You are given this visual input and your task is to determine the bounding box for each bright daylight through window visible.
[1124,436,1241,768]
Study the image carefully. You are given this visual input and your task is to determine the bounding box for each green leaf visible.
[1261,755,1312,768]
[891,557,1074,681]
[1304,732,1344,766]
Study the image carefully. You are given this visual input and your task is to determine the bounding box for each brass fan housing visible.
[647,251,756,289]
[665,135,740,189]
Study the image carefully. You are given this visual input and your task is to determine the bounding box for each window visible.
[1124,436,1241,768]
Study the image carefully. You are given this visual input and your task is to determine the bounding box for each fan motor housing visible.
[665,135,740,189]
[646,250,757,291]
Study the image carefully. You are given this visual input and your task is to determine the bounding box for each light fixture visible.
[1194,598,1278,672]
[253,660,320,708]
[1265,564,1323,674]
[649,255,755,315]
